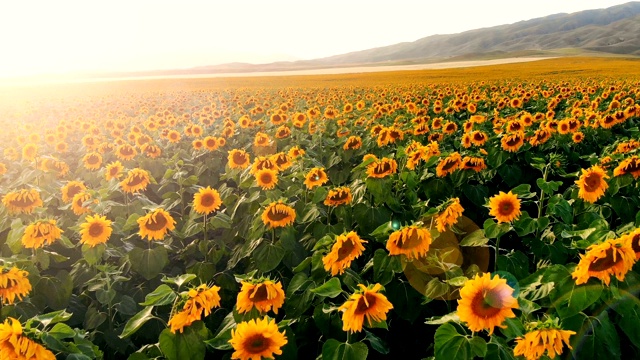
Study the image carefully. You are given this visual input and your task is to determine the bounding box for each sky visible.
[0,0,632,78]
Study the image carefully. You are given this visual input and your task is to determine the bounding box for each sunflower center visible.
[121,147,133,155]
[66,185,83,199]
[441,159,459,171]
[498,201,514,216]
[396,229,423,249]
[127,175,146,187]
[233,152,248,165]
[199,193,215,207]
[250,284,269,302]
[267,206,290,221]
[336,239,356,261]
[245,334,271,354]
[145,213,168,231]
[506,136,520,147]
[588,248,622,272]
[474,133,485,141]
[88,223,104,237]
[206,139,216,147]
[583,173,602,192]
[471,290,504,318]
[355,293,377,315]
[374,162,391,174]
[87,155,99,164]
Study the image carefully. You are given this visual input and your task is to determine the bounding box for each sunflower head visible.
[0,317,56,360]
[261,201,296,229]
[339,283,394,333]
[575,165,609,203]
[228,149,251,169]
[120,168,151,194]
[304,167,329,190]
[61,181,87,203]
[571,237,636,285]
[488,191,521,223]
[323,231,367,276]
[236,279,285,314]
[0,267,32,305]
[324,187,353,207]
[21,219,63,249]
[457,273,518,334]
[80,214,112,248]
[366,157,398,179]
[514,319,576,360]
[168,283,221,333]
[386,225,432,260]
[436,152,462,177]
[435,198,465,233]
[229,317,288,360]
[255,168,279,190]
[137,208,176,241]
[2,189,43,214]
[193,187,222,215]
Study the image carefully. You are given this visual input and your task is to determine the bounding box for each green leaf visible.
[613,295,640,348]
[129,246,169,280]
[553,281,603,319]
[424,278,449,300]
[513,212,537,237]
[311,277,343,298]
[49,323,76,339]
[253,241,285,272]
[425,312,460,325]
[321,339,369,360]
[459,229,488,247]
[486,336,516,360]
[140,284,177,306]
[496,251,529,279]
[162,274,198,289]
[536,178,562,193]
[364,329,389,354]
[483,219,510,239]
[469,336,488,358]
[372,249,401,285]
[571,312,620,359]
[205,312,235,351]
[6,218,25,254]
[29,310,73,328]
[35,272,73,310]
[82,244,105,265]
[159,321,210,360]
[120,306,156,339]
[434,323,474,360]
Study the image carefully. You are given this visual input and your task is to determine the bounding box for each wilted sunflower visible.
[137,208,176,241]
[435,198,465,233]
[104,161,124,181]
[436,152,462,177]
[79,214,112,247]
[261,201,296,228]
[115,144,137,161]
[501,132,525,152]
[143,144,162,158]
[193,187,222,215]
[575,165,609,203]
[254,132,271,147]
[343,135,362,150]
[304,167,329,189]
[0,318,56,360]
[2,189,43,214]
[82,152,102,171]
[339,284,393,333]
[386,225,432,260]
[168,284,221,334]
[275,125,291,139]
[529,129,551,146]
[119,168,151,194]
[572,237,636,286]
[236,279,285,314]
[270,152,292,171]
[366,157,398,179]
[287,146,305,159]
[461,156,486,172]
[488,191,521,223]
[72,192,95,216]
[621,228,640,259]
[457,273,518,334]
[613,156,640,179]
[255,168,279,190]
[324,187,353,207]
[514,325,576,360]
[250,156,278,175]
[229,317,288,360]
[323,231,367,275]
[228,149,251,169]
[21,219,63,249]
[61,181,87,203]
[0,267,32,305]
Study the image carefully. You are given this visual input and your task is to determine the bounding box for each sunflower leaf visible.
[321,339,368,360]
[159,321,210,360]
[311,277,343,298]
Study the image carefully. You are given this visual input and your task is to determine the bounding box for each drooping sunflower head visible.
[514,320,576,360]
[436,152,462,177]
[457,273,519,334]
[21,219,63,249]
[501,132,525,152]
[613,156,640,179]
[304,167,329,190]
[137,208,176,241]
[250,156,277,175]
[119,168,151,194]
[324,187,353,207]
[488,191,521,223]
[435,198,465,233]
[254,132,271,147]
[168,283,222,333]
[255,168,279,190]
[343,136,363,150]
[261,201,296,229]
[143,144,162,158]
[270,152,292,171]
[366,157,398,179]
[104,161,125,181]
[571,237,636,286]
[229,317,288,360]
[275,125,291,139]
[622,228,640,260]
[115,143,137,161]
[72,192,94,216]
[386,225,432,260]
[0,317,56,359]
[461,156,486,172]
[2,189,43,214]
[82,152,102,171]
[236,280,286,314]
[79,214,112,248]
[287,146,305,159]
[61,181,86,203]
[227,149,251,169]
[0,267,32,305]
[193,186,222,215]
[339,283,394,333]
[323,231,367,276]
[575,165,609,203]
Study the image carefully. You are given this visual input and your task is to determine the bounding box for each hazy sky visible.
[0,0,632,77]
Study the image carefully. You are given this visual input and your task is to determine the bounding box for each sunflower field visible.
[1,57,640,360]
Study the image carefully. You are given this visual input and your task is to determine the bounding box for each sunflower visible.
[488,191,521,223]
[436,152,462,177]
[229,317,288,360]
[193,187,222,215]
[254,132,270,147]
[255,168,279,190]
[339,284,393,333]
[115,144,137,161]
[343,136,363,150]
[167,130,181,143]
[514,326,576,360]
[303,168,329,190]
[137,208,176,241]
[79,214,112,247]
[323,231,367,275]
[529,129,551,146]
[270,152,292,171]
[61,181,87,203]
[55,141,68,153]
[575,165,609,203]
[21,143,37,162]
[0,267,32,304]
[457,273,518,334]
[203,136,219,151]
[461,156,486,172]
[82,152,102,171]
[192,139,204,150]
[261,201,296,228]
[0,163,6,176]
[250,156,278,175]
[501,132,525,152]
[470,131,488,146]
[287,146,305,159]
[228,149,251,169]
[275,125,291,139]
[168,284,221,334]
[571,238,636,286]
[72,192,94,216]
[435,198,465,233]
[572,131,584,144]
[143,144,162,158]
[21,219,63,249]
[2,189,43,214]
[324,187,353,207]
[386,225,432,260]
[613,156,640,179]
[236,279,285,314]
[0,318,56,360]
[104,161,124,181]
[120,168,151,194]
[366,157,398,179]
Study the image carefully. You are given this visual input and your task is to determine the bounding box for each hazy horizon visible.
[0,0,633,78]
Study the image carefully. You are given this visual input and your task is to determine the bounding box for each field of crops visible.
[1,57,640,360]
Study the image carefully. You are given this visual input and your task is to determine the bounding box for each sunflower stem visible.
[494,234,501,272]
[203,214,208,244]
